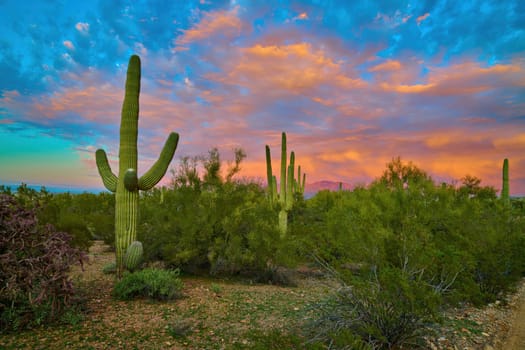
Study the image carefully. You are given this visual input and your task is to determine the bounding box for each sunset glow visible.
[1,1,524,194]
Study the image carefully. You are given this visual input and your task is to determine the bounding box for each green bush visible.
[112,268,183,301]
[294,158,525,306]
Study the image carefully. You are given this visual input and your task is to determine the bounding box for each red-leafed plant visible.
[0,194,87,332]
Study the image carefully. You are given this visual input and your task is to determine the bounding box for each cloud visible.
[368,59,402,72]
[214,42,366,95]
[379,59,525,96]
[174,7,243,46]
[292,12,308,21]
[416,13,430,25]
[63,40,75,50]
[75,22,90,34]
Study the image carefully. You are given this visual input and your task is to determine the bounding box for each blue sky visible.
[1,0,524,193]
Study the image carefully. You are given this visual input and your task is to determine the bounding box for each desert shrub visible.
[308,268,439,349]
[0,194,87,332]
[296,158,525,307]
[43,192,114,250]
[5,186,115,251]
[112,268,183,301]
[102,262,117,275]
[139,149,298,280]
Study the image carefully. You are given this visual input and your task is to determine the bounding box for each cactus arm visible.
[125,241,144,272]
[272,176,278,200]
[502,158,509,201]
[265,145,274,203]
[95,149,118,192]
[301,173,306,194]
[296,165,301,193]
[280,132,287,207]
[286,151,295,210]
[138,132,179,191]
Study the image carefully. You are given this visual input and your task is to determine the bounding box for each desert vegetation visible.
[1,154,524,349]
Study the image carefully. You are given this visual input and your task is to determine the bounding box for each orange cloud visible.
[294,12,309,21]
[318,150,361,163]
[380,82,435,93]
[63,40,75,50]
[416,13,430,25]
[379,60,524,95]
[369,60,402,72]
[175,7,243,46]
[220,42,365,95]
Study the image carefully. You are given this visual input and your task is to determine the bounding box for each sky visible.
[0,0,524,195]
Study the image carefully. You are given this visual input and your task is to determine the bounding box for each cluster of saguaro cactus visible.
[501,158,509,202]
[95,55,179,278]
[265,132,306,236]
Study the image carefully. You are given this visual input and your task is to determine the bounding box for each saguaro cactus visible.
[95,55,179,277]
[265,132,306,236]
[501,158,509,202]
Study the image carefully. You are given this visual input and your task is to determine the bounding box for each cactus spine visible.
[125,241,144,272]
[265,132,306,236]
[502,158,509,201]
[95,55,179,278]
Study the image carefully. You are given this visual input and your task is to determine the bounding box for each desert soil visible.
[500,281,525,350]
[2,241,524,349]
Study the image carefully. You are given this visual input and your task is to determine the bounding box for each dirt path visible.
[501,282,525,350]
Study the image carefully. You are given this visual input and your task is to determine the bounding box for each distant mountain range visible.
[1,182,105,194]
[304,181,353,198]
[2,180,351,198]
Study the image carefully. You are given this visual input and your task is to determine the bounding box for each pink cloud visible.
[214,42,366,96]
[379,60,525,95]
[75,22,89,34]
[175,7,243,46]
[416,13,430,25]
[63,40,75,50]
[369,59,402,72]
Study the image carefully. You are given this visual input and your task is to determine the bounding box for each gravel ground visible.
[426,278,525,350]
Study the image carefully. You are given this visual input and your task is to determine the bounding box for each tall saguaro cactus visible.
[501,158,509,202]
[265,132,306,236]
[95,55,179,277]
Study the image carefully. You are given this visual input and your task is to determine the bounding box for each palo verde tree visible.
[265,132,305,236]
[95,55,179,277]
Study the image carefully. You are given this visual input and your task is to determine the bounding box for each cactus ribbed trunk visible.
[95,55,179,278]
[115,58,140,276]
